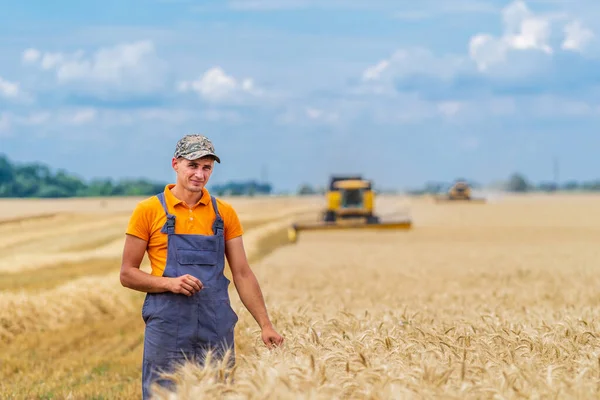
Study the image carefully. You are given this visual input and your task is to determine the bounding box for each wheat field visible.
[2,193,600,399]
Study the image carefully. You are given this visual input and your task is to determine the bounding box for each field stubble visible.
[2,194,600,399]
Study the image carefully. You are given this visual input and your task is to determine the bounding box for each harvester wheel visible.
[323,211,336,222]
[366,215,380,224]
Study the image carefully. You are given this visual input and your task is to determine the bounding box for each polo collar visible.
[164,184,211,209]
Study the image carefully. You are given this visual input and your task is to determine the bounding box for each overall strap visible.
[211,196,224,236]
[157,192,176,235]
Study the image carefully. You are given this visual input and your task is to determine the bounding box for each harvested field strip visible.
[0,210,320,275]
[0,212,59,226]
[242,210,320,234]
[2,218,299,293]
[239,204,322,221]
[0,257,122,292]
[0,237,130,273]
[0,315,145,400]
[0,212,301,343]
[2,225,129,256]
[0,203,318,253]
[238,216,285,232]
[247,226,294,265]
[0,273,140,343]
[61,230,127,252]
[0,197,143,220]
[0,213,130,252]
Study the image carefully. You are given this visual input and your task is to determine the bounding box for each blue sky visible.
[1,0,599,192]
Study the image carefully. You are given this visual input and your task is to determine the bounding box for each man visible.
[120,134,284,399]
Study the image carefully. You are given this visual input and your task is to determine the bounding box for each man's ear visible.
[172,157,179,171]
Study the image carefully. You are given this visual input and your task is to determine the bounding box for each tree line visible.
[0,154,273,198]
[2,153,600,198]
[296,173,600,196]
[504,173,600,192]
[407,173,600,195]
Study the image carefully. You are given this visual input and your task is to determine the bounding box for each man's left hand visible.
[261,326,284,349]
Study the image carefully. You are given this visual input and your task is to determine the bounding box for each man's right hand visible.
[166,274,203,296]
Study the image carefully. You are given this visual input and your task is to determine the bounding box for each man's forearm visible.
[233,271,273,329]
[121,266,170,293]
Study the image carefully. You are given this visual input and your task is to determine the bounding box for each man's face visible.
[172,156,214,192]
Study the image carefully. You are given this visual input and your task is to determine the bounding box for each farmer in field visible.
[119,134,284,399]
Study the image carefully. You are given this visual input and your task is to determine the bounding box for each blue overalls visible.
[141,192,239,399]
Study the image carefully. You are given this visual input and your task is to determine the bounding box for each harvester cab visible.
[448,180,471,200]
[323,175,379,223]
[288,175,412,243]
[435,179,486,203]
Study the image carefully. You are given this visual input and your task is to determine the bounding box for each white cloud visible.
[61,108,97,125]
[562,20,595,51]
[362,60,390,81]
[177,67,264,103]
[361,48,466,83]
[7,109,97,131]
[469,1,554,71]
[21,40,166,95]
[0,77,21,99]
[278,94,471,127]
[468,34,507,70]
[357,0,598,104]
[468,1,595,71]
[22,48,41,64]
[276,104,344,126]
[305,107,340,123]
[437,101,463,117]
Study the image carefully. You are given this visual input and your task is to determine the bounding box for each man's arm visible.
[120,234,202,296]
[225,236,283,347]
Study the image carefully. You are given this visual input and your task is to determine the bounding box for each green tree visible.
[506,173,530,192]
[297,183,316,195]
[0,155,14,184]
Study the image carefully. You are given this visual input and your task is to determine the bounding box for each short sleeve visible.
[126,202,152,241]
[221,201,244,241]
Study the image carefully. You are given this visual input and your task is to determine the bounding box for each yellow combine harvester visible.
[435,180,486,203]
[288,175,412,243]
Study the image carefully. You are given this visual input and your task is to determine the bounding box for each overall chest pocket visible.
[174,235,220,266]
[176,248,218,266]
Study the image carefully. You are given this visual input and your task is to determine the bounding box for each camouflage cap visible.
[174,134,221,163]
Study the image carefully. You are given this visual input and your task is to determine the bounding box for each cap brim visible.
[183,151,221,163]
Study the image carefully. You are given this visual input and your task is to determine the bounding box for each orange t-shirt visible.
[126,184,244,276]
